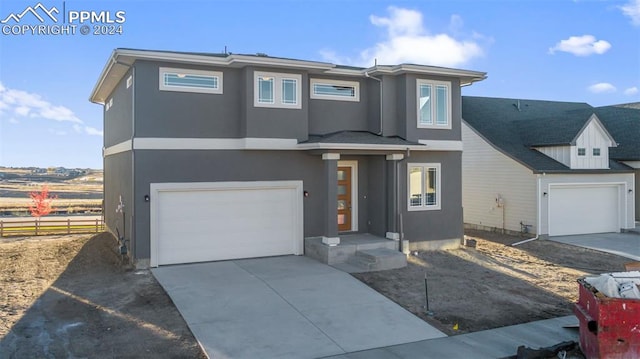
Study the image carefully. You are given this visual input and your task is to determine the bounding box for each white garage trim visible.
[547,182,627,236]
[149,181,303,267]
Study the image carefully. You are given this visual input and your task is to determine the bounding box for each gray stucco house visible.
[461,96,636,238]
[90,48,486,267]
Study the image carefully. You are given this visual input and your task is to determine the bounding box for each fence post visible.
[95,219,99,233]
[67,219,71,234]
[0,220,3,237]
[35,218,38,236]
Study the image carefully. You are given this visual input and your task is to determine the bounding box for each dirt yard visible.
[353,229,631,336]
[0,230,631,357]
[0,233,205,358]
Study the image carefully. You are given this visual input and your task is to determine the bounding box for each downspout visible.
[365,71,383,135]
[512,174,541,246]
[397,148,411,251]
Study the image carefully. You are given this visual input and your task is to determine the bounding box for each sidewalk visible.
[322,316,578,359]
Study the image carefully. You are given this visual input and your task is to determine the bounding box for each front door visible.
[337,166,352,231]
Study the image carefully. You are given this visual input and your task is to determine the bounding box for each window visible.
[159,67,223,94]
[254,71,302,109]
[593,148,601,156]
[310,79,360,102]
[578,148,586,156]
[417,80,451,129]
[408,163,441,210]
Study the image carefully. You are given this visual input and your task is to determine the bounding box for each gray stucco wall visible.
[402,74,462,142]
[242,67,309,141]
[366,156,388,237]
[104,67,133,147]
[133,150,327,259]
[308,77,369,135]
[133,60,242,139]
[103,151,134,254]
[400,151,464,242]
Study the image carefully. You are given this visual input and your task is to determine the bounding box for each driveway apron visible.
[152,255,445,359]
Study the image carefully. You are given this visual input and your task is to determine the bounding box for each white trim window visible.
[417,80,451,129]
[578,148,586,156]
[593,148,601,156]
[254,71,302,109]
[408,163,441,211]
[310,79,360,102]
[159,67,223,94]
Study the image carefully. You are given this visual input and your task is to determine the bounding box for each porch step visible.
[347,248,407,272]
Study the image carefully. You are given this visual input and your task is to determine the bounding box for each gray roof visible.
[462,96,633,172]
[303,131,422,146]
[595,106,640,161]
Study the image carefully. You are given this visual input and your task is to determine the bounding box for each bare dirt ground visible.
[353,229,631,336]
[0,233,205,358]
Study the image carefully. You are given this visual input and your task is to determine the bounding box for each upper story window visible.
[578,148,586,156]
[408,163,441,211]
[593,148,601,156]
[417,80,451,129]
[310,79,360,102]
[159,67,223,94]
[254,71,302,109]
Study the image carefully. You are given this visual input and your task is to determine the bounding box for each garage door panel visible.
[153,182,302,266]
[549,186,618,236]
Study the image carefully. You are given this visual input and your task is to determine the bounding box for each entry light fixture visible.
[144,195,150,202]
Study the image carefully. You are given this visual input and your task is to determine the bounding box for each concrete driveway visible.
[549,232,640,261]
[152,255,445,359]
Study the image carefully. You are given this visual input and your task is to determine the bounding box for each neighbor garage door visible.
[548,185,619,236]
[150,181,303,266]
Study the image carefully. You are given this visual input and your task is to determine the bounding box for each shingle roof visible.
[462,96,633,172]
[302,131,422,146]
[595,106,640,161]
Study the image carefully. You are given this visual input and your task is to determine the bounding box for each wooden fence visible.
[0,218,105,237]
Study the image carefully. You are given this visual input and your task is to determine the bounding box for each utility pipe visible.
[512,176,542,247]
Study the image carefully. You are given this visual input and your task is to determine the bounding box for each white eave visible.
[90,48,487,104]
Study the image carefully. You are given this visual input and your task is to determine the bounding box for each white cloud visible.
[588,83,617,93]
[624,86,639,95]
[549,35,611,56]
[9,118,19,124]
[0,81,82,123]
[322,7,485,68]
[620,0,640,26]
[84,126,103,136]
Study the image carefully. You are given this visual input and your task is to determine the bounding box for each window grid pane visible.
[409,167,423,207]
[425,167,437,206]
[282,79,297,104]
[313,84,355,97]
[435,85,447,125]
[593,148,601,156]
[164,73,218,89]
[419,85,432,125]
[258,77,274,103]
[578,148,586,156]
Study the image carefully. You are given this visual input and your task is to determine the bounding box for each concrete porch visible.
[305,233,407,273]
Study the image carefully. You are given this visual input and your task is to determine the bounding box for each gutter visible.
[364,71,383,135]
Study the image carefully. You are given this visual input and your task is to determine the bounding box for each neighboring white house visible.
[461,96,635,238]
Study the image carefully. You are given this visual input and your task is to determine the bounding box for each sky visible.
[0,0,638,169]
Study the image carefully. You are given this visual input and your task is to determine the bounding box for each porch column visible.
[386,154,404,240]
[322,153,340,245]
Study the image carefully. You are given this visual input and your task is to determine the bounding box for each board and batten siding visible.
[461,122,538,233]
[571,119,611,169]
[535,146,571,167]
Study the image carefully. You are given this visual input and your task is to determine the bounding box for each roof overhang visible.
[90,49,487,104]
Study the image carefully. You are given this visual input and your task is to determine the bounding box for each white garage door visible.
[549,185,619,236]
[150,181,303,266]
